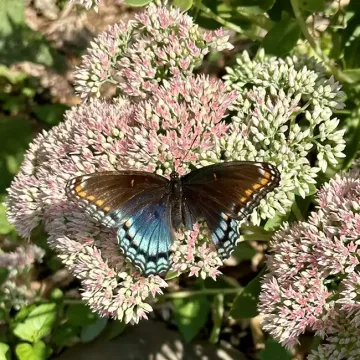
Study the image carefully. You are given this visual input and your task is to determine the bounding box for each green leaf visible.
[192,11,222,30]
[268,0,294,21]
[173,0,193,11]
[173,295,210,342]
[0,65,27,84]
[13,305,37,324]
[0,0,25,35]
[165,270,179,280]
[298,0,324,13]
[263,18,301,57]
[0,203,13,235]
[66,304,97,326]
[52,324,79,348]
[230,268,265,319]
[231,241,257,262]
[13,303,57,342]
[345,38,360,70]
[15,341,47,360]
[232,0,276,15]
[0,269,9,287]
[106,321,126,340]
[125,0,152,7]
[0,116,33,194]
[0,0,65,68]
[0,342,11,360]
[81,317,108,343]
[32,104,69,126]
[49,288,64,302]
[343,69,360,84]
[209,294,224,344]
[341,108,360,170]
[264,211,290,232]
[259,337,292,360]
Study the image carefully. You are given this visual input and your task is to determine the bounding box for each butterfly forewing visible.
[66,171,168,226]
[182,161,280,258]
[182,161,280,219]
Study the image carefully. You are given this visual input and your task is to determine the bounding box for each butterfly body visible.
[66,161,280,276]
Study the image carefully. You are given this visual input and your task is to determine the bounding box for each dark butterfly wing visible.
[66,171,168,226]
[66,171,173,275]
[116,193,173,275]
[182,161,280,257]
[182,194,239,258]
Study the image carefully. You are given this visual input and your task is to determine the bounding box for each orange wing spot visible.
[245,189,253,197]
[78,191,87,198]
[252,183,262,190]
[103,206,110,212]
[213,173,217,180]
[240,197,247,202]
[87,195,96,201]
[75,185,82,193]
[131,179,135,187]
[260,178,269,186]
[223,214,229,220]
[264,171,271,179]
[96,199,104,207]
[125,219,131,228]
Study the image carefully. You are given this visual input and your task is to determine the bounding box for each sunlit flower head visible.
[0,243,45,311]
[224,49,345,224]
[259,171,360,355]
[74,1,232,100]
[6,74,242,322]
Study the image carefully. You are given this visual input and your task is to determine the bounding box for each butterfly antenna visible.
[178,132,199,169]
[177,117,224,170]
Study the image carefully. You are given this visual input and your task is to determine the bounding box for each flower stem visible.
[291,200,305,221]
[242,234,272,241]
[290,0,350,84]
[193,1,262,41]
[160,287,242,299]
[235,9,273,30]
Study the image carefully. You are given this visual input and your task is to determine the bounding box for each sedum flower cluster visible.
[224,49,345,224]
[74,0,232,100]
[0,243,45,311]
[7,2,238,323]
[6,1,346,324]
[259,171,360,359]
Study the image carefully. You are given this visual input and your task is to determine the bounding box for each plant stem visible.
[290,0,350,84]
[235,9,273,30]
[242,234,272,241]
[291,200,304,221]
[160,287,242,299]
[193,1,262,41]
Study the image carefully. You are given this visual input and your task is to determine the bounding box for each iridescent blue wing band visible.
[117,195,172,275]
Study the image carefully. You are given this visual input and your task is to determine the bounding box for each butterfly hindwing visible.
[116,194,173,275]
[183,194,239,259]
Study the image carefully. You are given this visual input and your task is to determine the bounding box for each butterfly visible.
[65,161,280,276]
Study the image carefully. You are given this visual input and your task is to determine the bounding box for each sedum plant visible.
[4,1,352,358]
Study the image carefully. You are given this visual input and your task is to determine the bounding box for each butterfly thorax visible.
[170,171,182,198]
